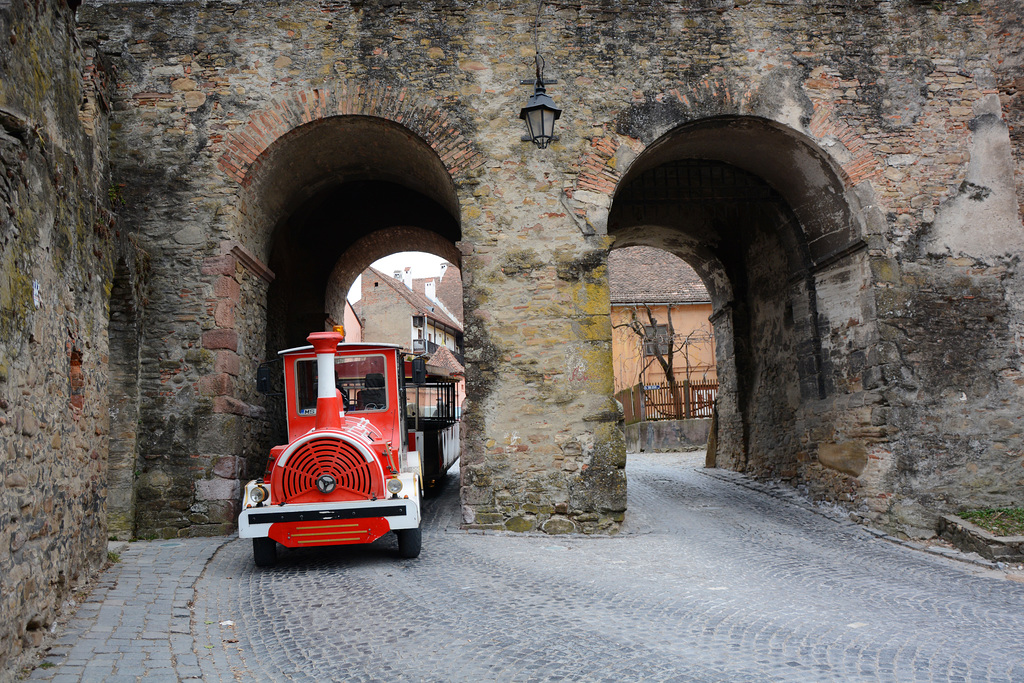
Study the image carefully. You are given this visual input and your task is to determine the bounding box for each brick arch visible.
[567,79,750,229]
[570,110,875,270]
[616,78,745,145]
[806,100,878,187]
[568,80,881,227]
[572,97,886,484]
[217,82,485,187]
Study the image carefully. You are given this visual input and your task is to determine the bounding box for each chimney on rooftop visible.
[393,268,413,290]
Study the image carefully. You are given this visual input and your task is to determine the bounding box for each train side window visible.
[295,359,317,415]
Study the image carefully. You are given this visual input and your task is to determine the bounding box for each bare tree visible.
[613,305,715,418]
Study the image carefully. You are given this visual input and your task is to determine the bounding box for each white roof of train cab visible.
[277,342,404,357]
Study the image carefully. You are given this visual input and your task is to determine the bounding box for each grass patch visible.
[107,550,121,563]
[958,507,1024,537]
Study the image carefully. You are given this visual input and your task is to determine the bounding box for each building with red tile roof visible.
[358,265,463,359]
[609,247,716,394]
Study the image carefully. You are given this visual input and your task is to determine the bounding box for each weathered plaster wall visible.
[70,0,1024,546]
[610,301,717,394]
[360,271,415,347]
[0,0,116,672]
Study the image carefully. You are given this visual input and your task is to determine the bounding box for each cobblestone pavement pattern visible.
[26,453,1024,682]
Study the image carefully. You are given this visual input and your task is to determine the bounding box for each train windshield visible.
[295,354,389,416]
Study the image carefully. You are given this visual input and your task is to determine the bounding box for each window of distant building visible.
[643,324,671,356]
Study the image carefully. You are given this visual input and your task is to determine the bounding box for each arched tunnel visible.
[609,116,865,478]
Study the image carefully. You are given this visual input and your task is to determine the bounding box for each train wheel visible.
[253,537,277,567]
[396,527,421,559]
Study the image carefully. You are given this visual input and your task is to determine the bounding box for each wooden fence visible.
[614,380,718,424]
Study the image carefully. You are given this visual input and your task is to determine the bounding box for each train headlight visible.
[248,485,268,505]
[386,477,404,496]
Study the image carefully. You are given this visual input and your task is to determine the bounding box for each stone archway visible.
[218,111,467,490]
[323,226,462,329]
[591,114,886,503]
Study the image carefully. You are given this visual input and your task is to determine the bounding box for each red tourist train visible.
[238,330,460,567]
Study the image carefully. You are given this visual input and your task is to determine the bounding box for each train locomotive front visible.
[238,331,422,567]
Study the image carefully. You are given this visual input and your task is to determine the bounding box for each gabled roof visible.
[608,247,709,305]
[365,266,463,332]
[427,344,465,377]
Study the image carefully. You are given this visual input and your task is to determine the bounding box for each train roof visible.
[277,342,403,357]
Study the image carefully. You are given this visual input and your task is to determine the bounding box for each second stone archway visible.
[596,115,886,504]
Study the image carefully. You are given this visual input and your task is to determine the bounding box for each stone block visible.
[202,329,238,351]
[184,91,207,108]
[198,373,231,397]
[542,517,577,534]
[568,467,626,513]
[212,396,250,417]
[817,441,869,477]
[201,255,236,276]
[196,477,240,501]
[213,276,241,302]
[461,483,494,505]
[591,421,627,468]
[213,302,235,328]
[212,456,240,479]
[504,516,535,532]
[214,350,240,376]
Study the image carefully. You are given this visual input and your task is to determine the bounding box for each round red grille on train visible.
[271,436,381,504]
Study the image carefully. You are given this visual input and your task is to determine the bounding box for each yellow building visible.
[609,247,716,397]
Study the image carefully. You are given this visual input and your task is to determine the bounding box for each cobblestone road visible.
[26,452,1024,682]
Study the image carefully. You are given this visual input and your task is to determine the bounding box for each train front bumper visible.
[238,477,421,547]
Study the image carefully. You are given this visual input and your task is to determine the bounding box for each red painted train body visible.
[238,330,459,567]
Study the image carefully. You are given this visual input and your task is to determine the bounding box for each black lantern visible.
[519,55,561,149]
[520,80,561,149]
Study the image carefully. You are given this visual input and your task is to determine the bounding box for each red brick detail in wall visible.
[576,134,623,196]
[199,244,273,412]
[665,77,741,110]
[68,347,85,412]
[216,83,485,186]
[571,80,742,204]
[200,252,240,403]
[808,101,879,187]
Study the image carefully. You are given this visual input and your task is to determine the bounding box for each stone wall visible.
[625,419,712,454]
[70,0,1024,544]
[0,0,116,672]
